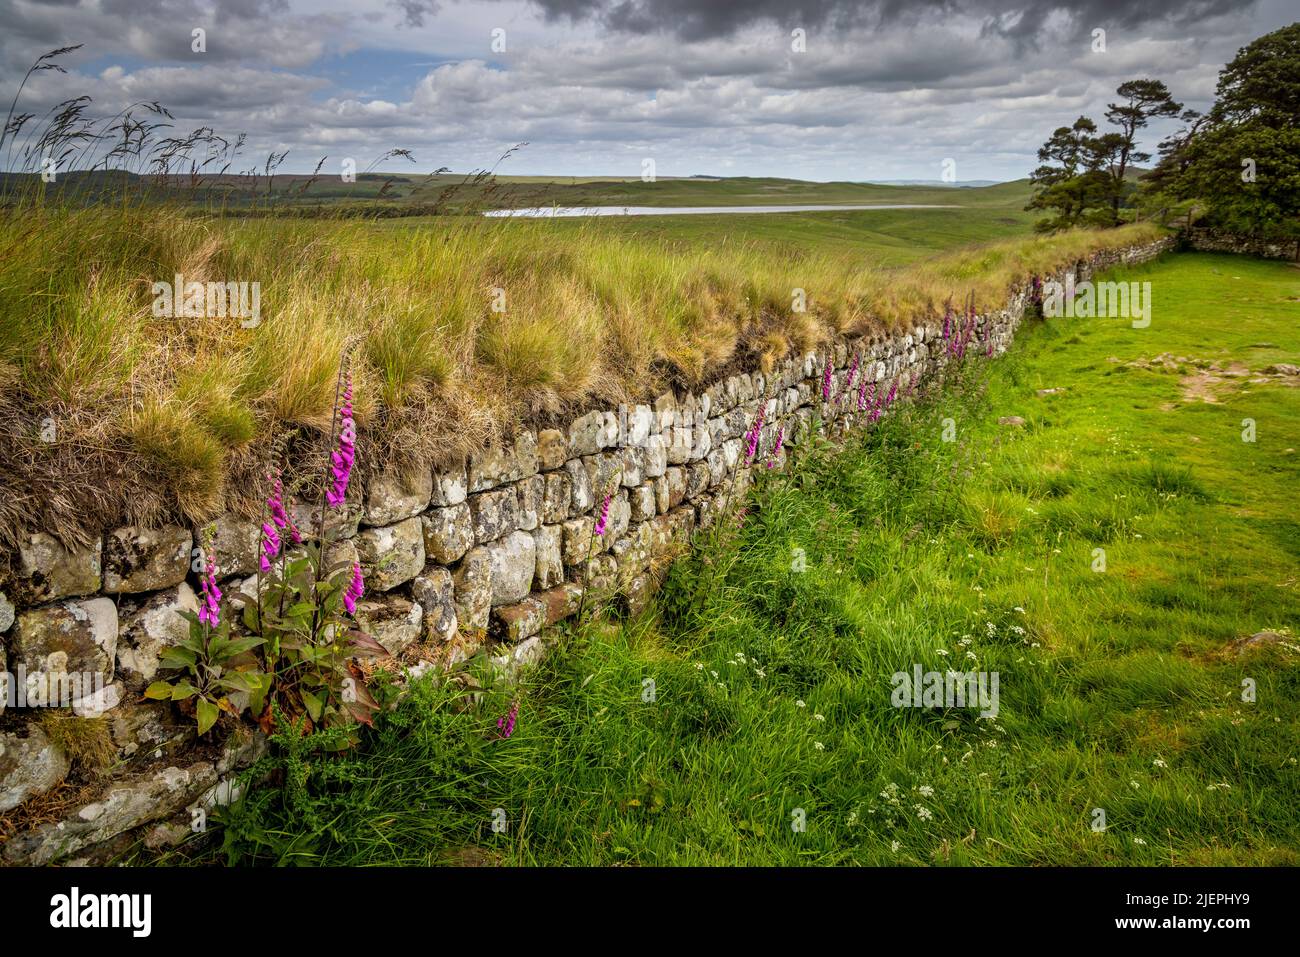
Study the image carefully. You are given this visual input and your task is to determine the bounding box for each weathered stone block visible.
[564,458,593,513]
[411,567,458,643]
[491,597,546,643]
[487,530,536,606]
[421,504,474,565]
[0,727,69,813]
[8,532,102,604]
[537,428,568,471]
[629,482,657,522]
[363,468,433,526]
[103,524,192,595]
[533,525,564,590]
[469,430,538,492]
[430,464,468,507]
[13,597,118,706]
[562,516,596,567]
[116,583,198,690]
[355,517,424,591]
[453,547,492,632]
[516,475,544,532]
[205,513,261,579]
[468,488,519,543]
[543,472,571,523]
[355,594,423,656]
[643,433,667,478]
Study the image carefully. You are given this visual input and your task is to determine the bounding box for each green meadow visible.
[184,250,1300,866]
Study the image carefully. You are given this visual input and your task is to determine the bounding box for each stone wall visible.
[1184,227,1298,261]
[0,235,1175,863]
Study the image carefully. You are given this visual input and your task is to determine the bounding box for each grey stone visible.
[469,430,538,492]
[564,458,593,513]
[12,597,117,706]
[205,513,262,579]
[568,410,606,457]
[0,589,13,633]
[3,761,217,865]
[487,531,536,606]
[290,497,361,541]
[453,547,492,632]
[627,404,653,445]
[491,598,546,643]
[103,525,192,594]
[363,468,433,526]
[533,525,564,589]
[468,488,519,543]
[421,504,474,565]
[562,516,596,567]
[8,532,102,604]
[411,567,458,643]
[630,482,657,522]
[0,727,69,813]
[355,595,423,656]
[516,475,544,532]
[537,428,568,471]
[430,464,468,506]
[355,517,424,591]
[618,446,644,487]
[117,583,199,690]
[543,472,571,523]
[643,433,668,478]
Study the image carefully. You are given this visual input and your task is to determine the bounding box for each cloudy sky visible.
[2,0,1295,181]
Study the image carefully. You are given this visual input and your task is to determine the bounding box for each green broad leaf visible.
[301,689,324,722]
[143,681,174,700]
[171,680,198,701]
[242,601,261,634]
[222,636,266,657]
[196,697,219,735]
[159,645,197,669]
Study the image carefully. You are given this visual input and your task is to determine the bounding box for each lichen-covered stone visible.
[103,525,192,594]
[564,458,593,513]
[0,727,70,813]
[12,597,118,706]
[537,428,568,471]
[453,546,492,632]
[627,404,653,445]
[290,497,362,541]
[533,525,564,589]
[3,761,218,865]
[116,583,198,690]
[0,589,13,633]
[618,446,644,487]
[536,582,583,625]
[562,515,596,566]
[643,433,668,478]
[430,464,468,507]
[355,517,424,591]
[469,430,538,492]
[491,597,546,643]
[363,468,433,526]
[516,474,544,532]
[204,513,261,579]
[468,488,519,543]
[421,504,473,565]
[568,410,606,457]
[487,530,536,606]
[543,472,571,523]
[8,532,102,604]
[411,567,458,643]
[72,681,123,718]
[629,482,657,522]
[355,594,423,656]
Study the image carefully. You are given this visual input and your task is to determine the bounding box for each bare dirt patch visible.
[1115,352,1299,406]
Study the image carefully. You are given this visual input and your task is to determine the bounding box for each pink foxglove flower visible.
[857,376,870,411]
[594,492,612,536]
[821,355,833,402]
[885,378,898,407]
[343,562,364,615]
[843,352,860,401]
[766,424,784,469]
[267,474,302,545]
[198,546,222,628]
[744,402,766,465]
[259,521,282,573]
[327,373,356,509]
[497,699,518,739]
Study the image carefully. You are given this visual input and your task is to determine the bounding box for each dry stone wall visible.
[0,236,1174,863]
[1184,227,1298,261]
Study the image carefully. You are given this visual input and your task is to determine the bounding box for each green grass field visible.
[188,251,1300,866]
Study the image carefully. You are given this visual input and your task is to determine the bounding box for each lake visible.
[483,204,962,218]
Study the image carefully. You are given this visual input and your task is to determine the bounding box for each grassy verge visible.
[170,250,1298,866]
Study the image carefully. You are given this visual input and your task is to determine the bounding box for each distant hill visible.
[864,179,1004,188]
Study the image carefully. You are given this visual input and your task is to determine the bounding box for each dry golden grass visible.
[0,200,1165,552]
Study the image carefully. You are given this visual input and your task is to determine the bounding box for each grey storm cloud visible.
[517,0,1255,43]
